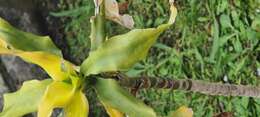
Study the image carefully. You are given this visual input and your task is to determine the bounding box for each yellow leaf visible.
[0,79,52,117]
[168,106,193,117]
[101,101,124,117]
[37,81,75,117]
[64,91,89,117]
[168,3,178,24]
[0,18,76,81]
[0,47,75,81]
[105,108,124,117]
[0,37,7,48]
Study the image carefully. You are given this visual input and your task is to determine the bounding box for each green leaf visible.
[81,25,166,75]
[0,17,61,56]
[0,79,52,117]
[90,14,106,51]
[95,78,156,117]
[251,16,260,31]
[64,91,89,117]
[38,81,75,117]
[220,14,232,29]
[209,33,236,62]
[0,18,76,81]
[81,4,177,76]
[0,47,75,81]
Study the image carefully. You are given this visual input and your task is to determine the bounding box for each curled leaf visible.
[0,18,76,81]
[95,78,156,117]
[0,47,75,81]
[0,18,61,56]
[105,0,134,29]
[168,2,178,24]
[38,76,88,117]
[64,91,89,117]
[81,4,177,76]
[38,81,75,117]
[0,79,52,117]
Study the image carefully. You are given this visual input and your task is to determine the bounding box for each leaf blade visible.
[0,47,74,81]
[64,91,89,117]
[0,17,61,56]
[81,4,177,76]
[102,103,124,117]
[0,18,75,81]
[95,78,156,117]
[0,79,52,117]
[37,81,75,117]
[168,106,193,117]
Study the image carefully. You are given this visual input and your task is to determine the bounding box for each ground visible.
[52,0,260,116]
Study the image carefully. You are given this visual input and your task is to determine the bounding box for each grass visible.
[52,0,260,116]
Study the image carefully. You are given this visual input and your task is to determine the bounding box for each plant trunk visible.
[118,76,260,98]
[94,73,260,98]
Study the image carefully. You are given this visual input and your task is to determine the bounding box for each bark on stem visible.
[92,73,260,98]
[117,76,260,98]
[88,72,260,98]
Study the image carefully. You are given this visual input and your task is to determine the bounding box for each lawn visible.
[52,0,260,116]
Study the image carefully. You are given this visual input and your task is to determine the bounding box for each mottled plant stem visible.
[95,73,260,98]
[117,76,260,98]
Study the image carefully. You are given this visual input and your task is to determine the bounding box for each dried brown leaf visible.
[105,0,134,29]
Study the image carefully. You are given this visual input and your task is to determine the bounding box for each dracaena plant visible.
[0,0,193,117]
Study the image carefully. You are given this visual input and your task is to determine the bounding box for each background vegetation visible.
[51,0,260,116]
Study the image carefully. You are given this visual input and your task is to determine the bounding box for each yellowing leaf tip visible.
[168,3,178,24]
